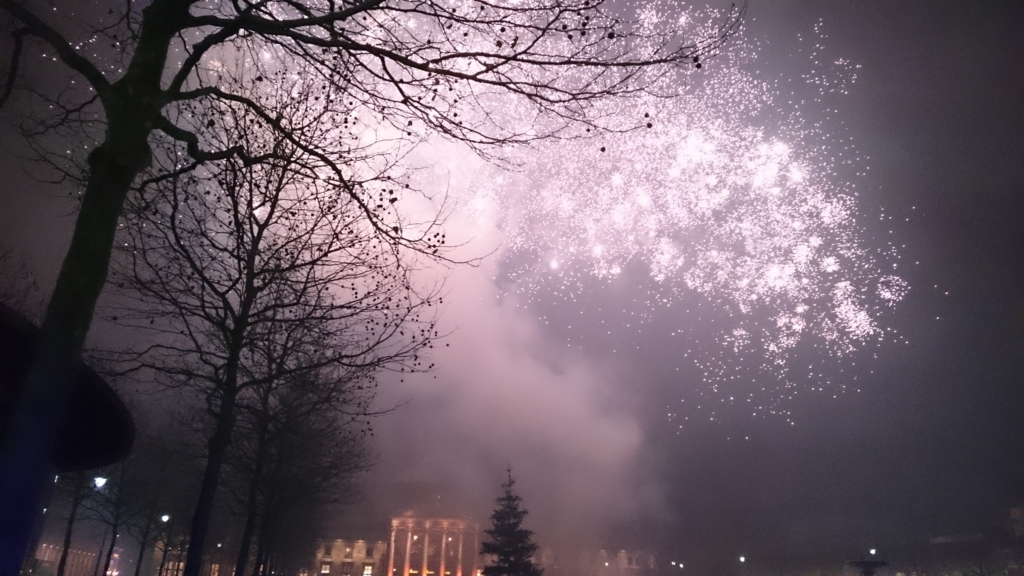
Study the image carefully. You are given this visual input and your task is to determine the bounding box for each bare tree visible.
[119,432,194,576]
[242,402,369,576]
[0,0,740,566]
[104,72,439,576]
[53,472,89,576]
[226,369,376,576]
[83,461,132,576]
[127,486,168,576]
[225,366,375,576]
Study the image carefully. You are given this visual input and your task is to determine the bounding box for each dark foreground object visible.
[0,303,134,471]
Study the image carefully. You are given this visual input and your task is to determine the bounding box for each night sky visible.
[1,1,1023,574]
[357,2,1024,572]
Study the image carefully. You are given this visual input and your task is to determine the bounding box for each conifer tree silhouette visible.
[481,469,543,576]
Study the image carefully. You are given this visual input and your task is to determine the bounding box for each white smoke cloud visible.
[367,198,661,547]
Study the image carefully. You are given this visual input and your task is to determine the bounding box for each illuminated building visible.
[387,514,479,576]
[315,514,656,576]
[316,514,479,576]
[315,538,388,576]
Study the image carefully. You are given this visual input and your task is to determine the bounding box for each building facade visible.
[386,515,480,576]
[315,515,655,576]
[315,539,389,576]
[314,515,479,576]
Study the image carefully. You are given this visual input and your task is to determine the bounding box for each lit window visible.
[363,566,373,576]
[322,564,331,574]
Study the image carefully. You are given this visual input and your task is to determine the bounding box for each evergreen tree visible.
[481,470,544,576]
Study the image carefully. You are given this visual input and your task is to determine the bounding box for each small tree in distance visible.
[481,469,543,576]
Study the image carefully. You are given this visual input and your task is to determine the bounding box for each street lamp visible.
[869,549,877,556]
[739,556,745,564]
[161,514,170,523]
[94,477,108,489]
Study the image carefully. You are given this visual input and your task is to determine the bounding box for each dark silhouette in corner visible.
[0,302,134,472]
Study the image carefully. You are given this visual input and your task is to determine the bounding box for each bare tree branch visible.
[0,0,113,100]
[0,27,27,110]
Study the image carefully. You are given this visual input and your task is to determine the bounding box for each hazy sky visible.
[358,2,1024,573]
[1,1,1022,574]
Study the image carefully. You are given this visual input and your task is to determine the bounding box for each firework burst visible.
[445,19,907,417]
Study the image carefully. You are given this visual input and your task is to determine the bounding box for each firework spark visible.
[440,19,907,417]
[189,1,907,418]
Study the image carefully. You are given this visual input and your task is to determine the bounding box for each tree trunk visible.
[234,410,272,576]
[0,133,148,571]
[133,512,154,576]
[252,512,272,576]
[183,250,255,576]
[57,473,87,576]
[101,528,119,576]
[156,533,172,576]
[182,391,238,576]
[94,530,109,576]
[0,1,192,570]
[232,466,262,576]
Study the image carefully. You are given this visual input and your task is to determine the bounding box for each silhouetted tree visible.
[481,470,543,576]
[0,0,740,567]
[120,432,193,576]
[83,461,131,576]
[226,367,376,576]
[252,381,373,576]
[53,472,89,576]
[102,69,438,575]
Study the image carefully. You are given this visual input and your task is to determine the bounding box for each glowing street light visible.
[869,549,877,556]
[93,477,107,489]
[161,514,170,523]
[739,556,745,564]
